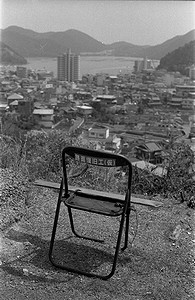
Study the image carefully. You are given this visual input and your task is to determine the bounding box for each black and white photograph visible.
[0,0,195,299]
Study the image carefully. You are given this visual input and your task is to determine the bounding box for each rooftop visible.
[33,109,54,115]
[96,95,116,100]
[77,105,93,110]
[145,142,161,152]
[89,123,109,130]
[9,100,18,106]
[8,93,24,100]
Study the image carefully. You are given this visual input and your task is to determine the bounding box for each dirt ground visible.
[0,186,194,300]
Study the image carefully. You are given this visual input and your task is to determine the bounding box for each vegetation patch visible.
[1,130,194,231]
[157,40,195,75]
[0,129,195,299]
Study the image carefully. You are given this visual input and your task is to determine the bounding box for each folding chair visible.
[49,146,133,280]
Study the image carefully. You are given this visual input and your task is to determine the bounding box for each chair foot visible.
[49,254,115,280]
[121,245,127,251]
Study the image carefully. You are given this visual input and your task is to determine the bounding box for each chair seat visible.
[64,191,124,216]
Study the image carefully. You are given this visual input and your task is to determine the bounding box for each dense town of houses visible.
[0,58,195,170]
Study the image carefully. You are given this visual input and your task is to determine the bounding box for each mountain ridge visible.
[1,26,195,59]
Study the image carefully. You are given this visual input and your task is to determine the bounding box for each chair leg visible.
[107,206,127,278]
[49,181,63,264]
[121,207,130,251]
[67,207,104,243]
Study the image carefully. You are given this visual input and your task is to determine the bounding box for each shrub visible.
[1,130,194,210]
[132,142,195,202]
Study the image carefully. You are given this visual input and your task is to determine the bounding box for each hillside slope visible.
[141,30,195,59]
[158,40,195,75]
[0,41,27,65]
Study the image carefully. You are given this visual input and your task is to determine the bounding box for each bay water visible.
[26,56,159,77]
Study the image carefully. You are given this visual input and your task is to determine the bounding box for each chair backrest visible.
[62,146,132,196]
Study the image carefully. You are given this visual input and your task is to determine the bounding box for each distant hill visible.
[1,26,105,57]
[137,30,195,60]
[106,41,150,58]
[157,40,195,75]
[1,26,195,59]
[0,41,27,65]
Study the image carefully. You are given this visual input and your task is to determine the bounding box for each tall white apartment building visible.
[134,57,152,73]
[189,65,195,81]
[57,48,80,82]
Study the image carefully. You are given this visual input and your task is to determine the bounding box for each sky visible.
[0,0,195,46]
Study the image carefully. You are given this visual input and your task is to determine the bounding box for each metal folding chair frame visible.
[49,146,133,280]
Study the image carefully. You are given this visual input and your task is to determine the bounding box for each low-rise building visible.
[176,85,195,97]
[33,108,54,128]
[148,94,161,107]
[94,95,117,106]
[0,103,8,116]
[76,105,93,116]
[182,98,195,110]
[7,93,24,105]
[134,142,163,164]
[88,123,109,139]
[9,100,19,113]
[9,99,33,116]
[168,97,182,108]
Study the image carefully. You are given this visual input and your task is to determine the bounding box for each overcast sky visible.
[1,0,195,46]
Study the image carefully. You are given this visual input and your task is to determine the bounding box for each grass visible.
[0,186,194,300]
